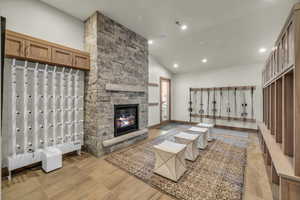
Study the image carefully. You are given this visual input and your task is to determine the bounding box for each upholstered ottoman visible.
[188,127,208,149]
[197,123,215,141]
[153,140,187,182]
[174,132,199,161]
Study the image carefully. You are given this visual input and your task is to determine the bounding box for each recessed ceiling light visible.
[173,63,179,68]
[181,25,187,30]
[259,48,267,53]
[202,58,207,63]
[148,40,153,45]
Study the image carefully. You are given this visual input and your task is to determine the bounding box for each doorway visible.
[160,77,171,123]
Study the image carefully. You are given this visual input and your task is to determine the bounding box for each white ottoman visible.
[153,140,187,182]
[197,123,215,141]
[175,132,199,161]
[188,127,208,149]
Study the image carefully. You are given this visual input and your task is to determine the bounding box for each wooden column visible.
[267,86,271,130]
[263,88,265,123]
[276,79,283,143]
[271,83,276,135]
[282,72,294,157]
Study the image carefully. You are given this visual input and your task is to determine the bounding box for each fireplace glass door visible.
[114,104,138,137]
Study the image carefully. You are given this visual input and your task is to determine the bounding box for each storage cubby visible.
[259,3,300,200]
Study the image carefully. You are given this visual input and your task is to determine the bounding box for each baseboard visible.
[214,125,258,133]
[147,123,162,129]
[169,120,258,133]
[1,151,81,178]
[170,120,197,125]
[147,120,172,129]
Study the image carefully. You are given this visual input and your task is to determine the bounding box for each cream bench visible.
[174,132,199,161]
[153,140,187,182]
[188,127,208,149]
[196,123,215,141]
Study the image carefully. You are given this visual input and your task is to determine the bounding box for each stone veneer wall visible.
[84,12,149,157]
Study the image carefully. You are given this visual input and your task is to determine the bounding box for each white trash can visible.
[41,147,62,172]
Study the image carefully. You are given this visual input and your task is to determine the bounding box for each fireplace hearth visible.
[114,104,139,137]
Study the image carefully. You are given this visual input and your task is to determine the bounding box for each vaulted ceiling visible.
[41,0,299,73]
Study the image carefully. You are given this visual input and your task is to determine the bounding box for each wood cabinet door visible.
[288,22,294,66]
[278,41,283,72]
[25,40,51,62]
[52,47,73,67]
[282,33,288,69]
[5,34,25,58]
[73,53,90,70]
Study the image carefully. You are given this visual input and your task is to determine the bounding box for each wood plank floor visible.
[2,127,274,200]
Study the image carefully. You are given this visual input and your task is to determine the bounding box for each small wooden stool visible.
[188,127,208,149]
[197,123,215,141]
[175,132,199,161]
[153,140,187,182]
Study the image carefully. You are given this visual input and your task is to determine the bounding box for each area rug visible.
[158,122,183,131]
[105,127,249,200]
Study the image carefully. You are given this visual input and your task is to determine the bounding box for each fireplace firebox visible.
[114,104,139,137]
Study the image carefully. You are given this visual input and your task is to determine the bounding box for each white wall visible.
[172,64,263,129]
[0,0,84,50]
[148,55,172,126]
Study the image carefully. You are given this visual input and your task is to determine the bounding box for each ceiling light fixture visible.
[202,58,207,63]
[173,63,179,68]
[181,25,187,30]
[259,48,267,53]
[176,21,188,31]
[148,40,153,45]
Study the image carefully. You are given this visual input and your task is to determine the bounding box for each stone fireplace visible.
[84,11,148,156]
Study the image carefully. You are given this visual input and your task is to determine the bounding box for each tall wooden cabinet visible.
[5,30,90,70]
[260,3,300,200]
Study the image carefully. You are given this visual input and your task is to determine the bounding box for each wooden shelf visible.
[148,102,159,106]
[148,83,159,87]
[105,83,145,93]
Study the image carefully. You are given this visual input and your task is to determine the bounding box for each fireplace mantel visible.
[105,83,146,93]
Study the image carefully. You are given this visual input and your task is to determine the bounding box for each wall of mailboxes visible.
[2,30,89,177]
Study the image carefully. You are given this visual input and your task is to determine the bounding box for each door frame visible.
[160,77,171,123]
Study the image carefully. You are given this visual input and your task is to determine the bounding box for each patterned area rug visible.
[158,122,183,131]
[105,126,249,200]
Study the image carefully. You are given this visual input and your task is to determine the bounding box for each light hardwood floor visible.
[2,127,274,200]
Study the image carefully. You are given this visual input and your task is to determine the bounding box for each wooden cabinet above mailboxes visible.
[5,30,90,70]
